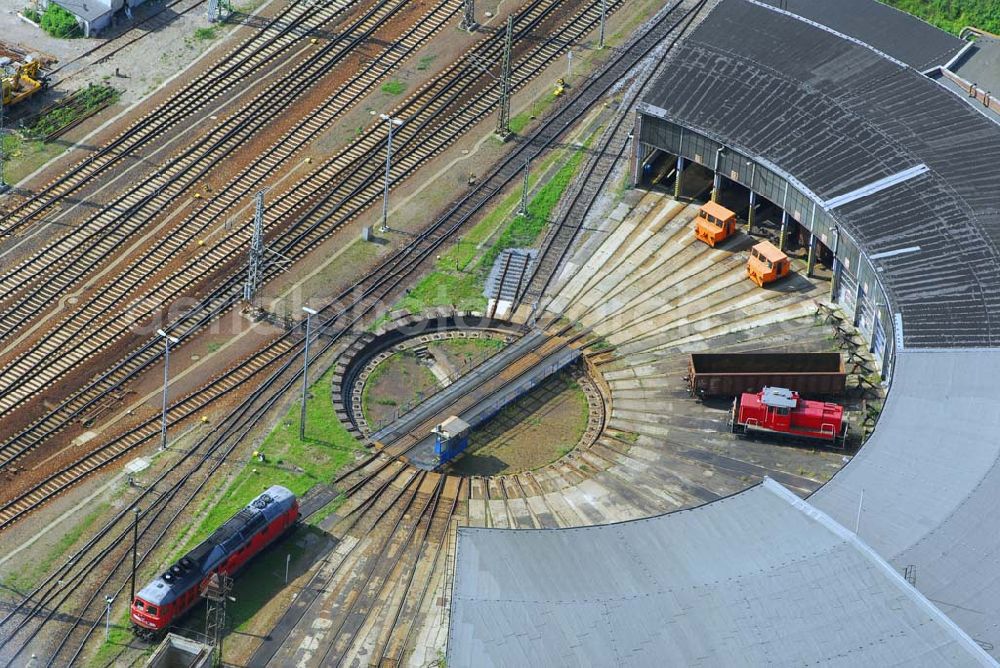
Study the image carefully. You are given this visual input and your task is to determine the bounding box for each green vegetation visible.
[509,91,560,134]
[881,0,1000,34]
[40,3,81,38]
[360,350,439,424]
[589,336,613,352]
[2,503,106,593]
[381,80,406,95]
[225,525,329,631]
[178,367,361,553]
[1,131,22,159]
[480,140,589,270]
[306,493,347,526]
[392,140,589,316]
[89,615,132,667]
[24,85,119,140]
[193,26,218,40]
[22,6,41,22]
[416,54,436,71]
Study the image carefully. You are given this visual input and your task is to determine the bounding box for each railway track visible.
[0,0,617,465]
[0,0,699,519]
[0,0,703,528]
[0,0,442,350]
[0,0,358,235]
[517,0,710,308]
[0,5,707,661]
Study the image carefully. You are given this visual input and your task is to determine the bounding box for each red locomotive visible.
[730,386,847,446]
[131,485,299,639]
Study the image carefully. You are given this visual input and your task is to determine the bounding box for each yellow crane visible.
[1,57,46,108]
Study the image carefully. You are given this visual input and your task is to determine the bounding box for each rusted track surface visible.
[0,0,621,468]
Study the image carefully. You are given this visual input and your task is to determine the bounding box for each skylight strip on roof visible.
[823,164,930,209]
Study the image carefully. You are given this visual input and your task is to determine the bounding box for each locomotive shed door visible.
[873,316,887,360]
[838,268,858,318]
[856,283,876,341]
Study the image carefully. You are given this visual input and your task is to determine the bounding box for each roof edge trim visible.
[741,0,910,70]
[762,478,997,665]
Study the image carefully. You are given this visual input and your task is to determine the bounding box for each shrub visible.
[40,3,81,38]
[381,80,405,95]
[23,7,41,22]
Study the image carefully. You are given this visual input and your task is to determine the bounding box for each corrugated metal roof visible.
[448,479,994,666]
[642,0,1000,347]
[753,0,965,70]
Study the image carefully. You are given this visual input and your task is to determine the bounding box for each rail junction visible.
[3,0,1000,665]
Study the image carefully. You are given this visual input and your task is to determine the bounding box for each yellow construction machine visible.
[1,57,47,108]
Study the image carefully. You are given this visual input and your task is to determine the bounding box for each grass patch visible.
[206,342,223,353]
[381,80,406,95]
[416,54,436,71]
[509,91,560,135]
[387,139,586,316]
[880,0,1000,34]
[306,493,347,526]
[88,614,133,668]
[177,367,361,554]
[23,84,120,140]
[2,503,107,593]
[479,138,591,270]
[396,271,488,314]
[193,26,218,40]
[589,336,613,352]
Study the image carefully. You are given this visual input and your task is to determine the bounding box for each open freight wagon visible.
[687,353,846,398]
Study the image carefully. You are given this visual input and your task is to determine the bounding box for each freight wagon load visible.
[687,352,845,398]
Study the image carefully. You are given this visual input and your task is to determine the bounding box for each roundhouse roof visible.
[641,0,1000,348]
[448,0,1000,663]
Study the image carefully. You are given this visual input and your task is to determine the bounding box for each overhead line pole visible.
[0,99,8,193]
[299,306,318,441]
[243,191,265,303]
[379,114,404,233]
[496,15,513,140]
[460,0,476,31]
[599,0,607,49]
[518,159,529,215]
[156,329,180,450]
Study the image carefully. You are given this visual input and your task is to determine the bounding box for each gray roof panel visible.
[811,350,1000,647]
[448,480,994,667]
[755,0,965,70]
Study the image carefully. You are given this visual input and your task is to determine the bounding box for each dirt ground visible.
[449,368,590,476]
[362,338,506,428]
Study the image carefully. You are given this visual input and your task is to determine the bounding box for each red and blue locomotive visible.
[731,386,847,446]
[131,485,299,638]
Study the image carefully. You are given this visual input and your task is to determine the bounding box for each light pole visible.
[129,507,140,606]
[156,329,180,450]
[378,114,404,233]
[104,595,114,640]
[0,99,8,193]
[299,307,318,441]
[599,0,607,49]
